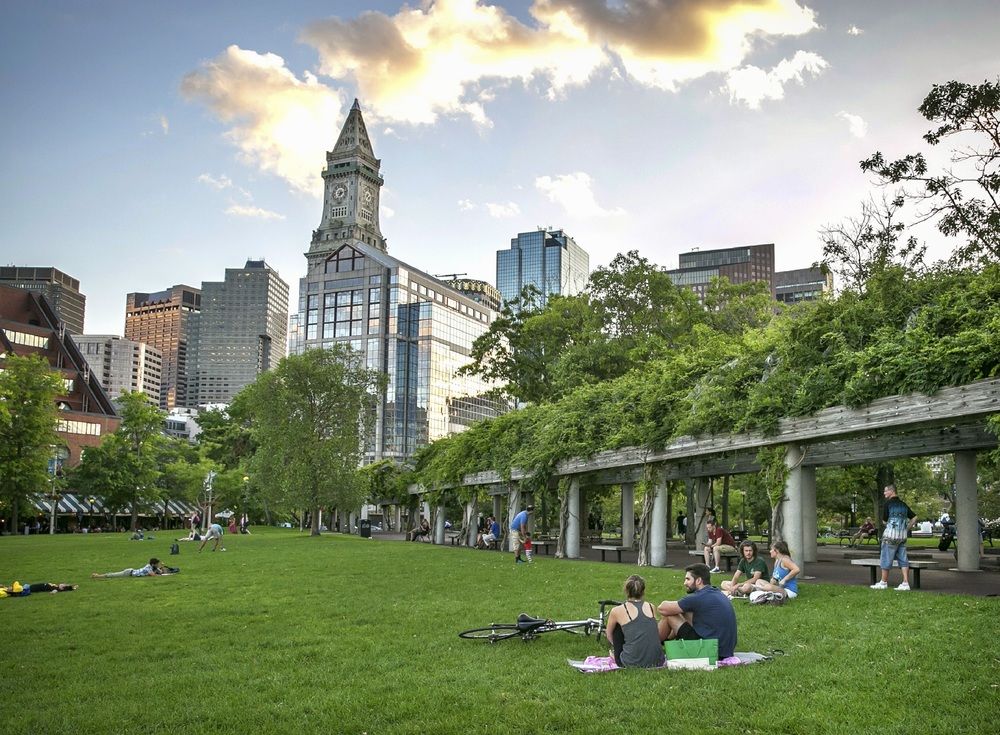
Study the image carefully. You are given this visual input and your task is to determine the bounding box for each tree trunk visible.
[636,482,655,567]
[310,505,321,535]
[684,479,697,547]
[665,488,673,540]
[555,480,569,558]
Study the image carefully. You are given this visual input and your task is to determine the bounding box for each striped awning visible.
[30,493,199,517]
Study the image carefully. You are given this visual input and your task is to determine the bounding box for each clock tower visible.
[309,99,385,254]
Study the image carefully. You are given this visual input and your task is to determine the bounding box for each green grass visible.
[2,529,998,734]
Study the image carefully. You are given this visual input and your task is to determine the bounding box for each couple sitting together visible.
[605,563,737,668]
[720,540,800,600]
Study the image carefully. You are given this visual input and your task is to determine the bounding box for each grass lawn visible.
[2,529,998,734]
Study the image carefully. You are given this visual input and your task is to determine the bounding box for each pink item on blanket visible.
[718,656,742,667]
[567,655,620,673]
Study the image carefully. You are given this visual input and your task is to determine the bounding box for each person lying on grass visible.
[91,558,175,579]
[605,574,665,669]
[721,540,768,598]
[752,541,800,599]
[2,582,78,595]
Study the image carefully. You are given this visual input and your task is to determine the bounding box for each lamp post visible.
[88,496,96,530]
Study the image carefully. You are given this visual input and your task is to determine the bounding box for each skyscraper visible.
[73,334,162,402]
[496,228,589,309]
[667,243,775,301]
[298,100,502,461]
[124,285,201,409]
[0,266,86,334]
[190,259,289,406]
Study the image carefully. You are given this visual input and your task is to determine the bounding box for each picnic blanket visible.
[567,651,773,673]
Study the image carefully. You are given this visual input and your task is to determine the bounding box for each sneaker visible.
[709,567,722,574]
[515,558,525,564]
[870,580,887,590]
[895,582,910,591]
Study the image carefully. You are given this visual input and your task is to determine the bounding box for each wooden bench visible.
[850,558,938,589]
[446,530,464,546]
[688,549,740,572]
[593,544,629,562]
[836,528,878,546]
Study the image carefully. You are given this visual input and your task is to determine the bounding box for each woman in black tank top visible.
[605,575,666,668]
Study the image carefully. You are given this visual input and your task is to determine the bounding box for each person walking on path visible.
[872,484,917,591]
[199,523,226,552]
[510,505,534,564]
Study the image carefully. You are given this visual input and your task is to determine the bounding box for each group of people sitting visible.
[605,539,801,669]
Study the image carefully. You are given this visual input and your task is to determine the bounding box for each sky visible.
[1,0,998,335]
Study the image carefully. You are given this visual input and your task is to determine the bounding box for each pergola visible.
[409,377,999,573]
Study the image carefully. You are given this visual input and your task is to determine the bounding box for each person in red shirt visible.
[702,519,737,573]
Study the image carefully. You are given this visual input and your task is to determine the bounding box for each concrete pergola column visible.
[492,493,502,525]
[621,483,635,547]
[393,505,402,533]
[360,505,369,520]
[433,503,446,545]
[566,478,581,559]
[955,450,980,572]
[348,511,357,534]
[783,444,806,576]
[650,475,668,568]
[507,484,521,553]
[422,501,431,520]
[465,496,479,547]
[800,465,817,563]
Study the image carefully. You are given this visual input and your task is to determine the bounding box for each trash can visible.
[359,519,371,538]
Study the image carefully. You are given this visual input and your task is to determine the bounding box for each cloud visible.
[847,25,863,36]
[381,203,396,218]
[198,173,234,190]
[837,110,868,138]
[159,115,169,134]
[298,0,820,125]
[485,201,521,218]
[457,198,477,211]
[723,50,828,108]
[181,45,345,195]
[225,204,286,220]
[535,172,624,217]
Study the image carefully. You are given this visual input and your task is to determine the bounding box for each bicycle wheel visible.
[458,624,522,642]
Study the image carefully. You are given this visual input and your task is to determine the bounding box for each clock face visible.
[362,186,374,208]
[332,184,347,201]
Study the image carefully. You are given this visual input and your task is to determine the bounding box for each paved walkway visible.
[373,532,1000,597]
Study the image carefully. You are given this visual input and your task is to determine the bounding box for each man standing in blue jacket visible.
[509,505,534,564]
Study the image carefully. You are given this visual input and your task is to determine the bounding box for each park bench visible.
[446,529,464,546]
[593,544,629,563]
[850,558,938,589]
[530,540,554,555]
[836,528,878,546]
[688,549,740,572]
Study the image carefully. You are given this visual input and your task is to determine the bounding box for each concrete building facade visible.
[73,334,162,401]
[190,259,288,406]
[124,285,201,409]
[0,266,86,334]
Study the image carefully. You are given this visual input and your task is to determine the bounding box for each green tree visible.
[0,354,62,533]
[237,346,384,536]
[861,77,1000,267]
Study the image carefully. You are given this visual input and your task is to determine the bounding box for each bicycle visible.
[458,599,621,644]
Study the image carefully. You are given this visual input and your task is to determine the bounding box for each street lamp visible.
[88,496,96,530]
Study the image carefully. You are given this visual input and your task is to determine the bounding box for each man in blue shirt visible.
[657,563,737,659]
[509,505,534,564]
[872,484,917,591]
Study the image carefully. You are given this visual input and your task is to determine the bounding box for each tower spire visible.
[309,99,385,253]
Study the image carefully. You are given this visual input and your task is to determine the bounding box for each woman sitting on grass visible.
[721,540,768,598]
[753,541,800,599]
[605,574,665,668]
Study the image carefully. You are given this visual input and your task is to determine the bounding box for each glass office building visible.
[496,229,589,309]
[297,100,503,461]
[0,266,86,334]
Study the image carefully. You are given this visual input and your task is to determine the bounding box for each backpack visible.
[170,542,180,555]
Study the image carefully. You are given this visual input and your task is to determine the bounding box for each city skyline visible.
[2,1,998,335]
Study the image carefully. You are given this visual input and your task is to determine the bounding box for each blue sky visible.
[2,1,998,335]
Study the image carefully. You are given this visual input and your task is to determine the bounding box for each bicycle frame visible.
[459,599,621,643]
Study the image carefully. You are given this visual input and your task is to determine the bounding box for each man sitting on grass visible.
[657,563,737,660]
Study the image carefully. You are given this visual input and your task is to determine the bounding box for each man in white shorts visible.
[199,522,226,552]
